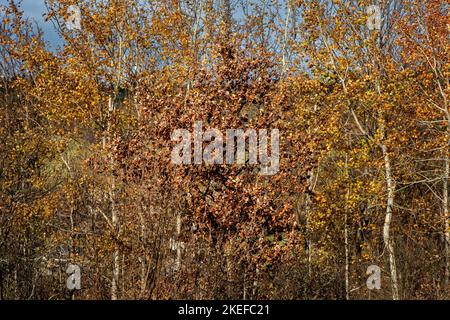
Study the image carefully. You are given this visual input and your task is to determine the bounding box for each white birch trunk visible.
[381,143,399,300]
[109,96,119,300]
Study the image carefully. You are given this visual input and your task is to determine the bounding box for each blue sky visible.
[1,0,63,49]
[1,0,288,51]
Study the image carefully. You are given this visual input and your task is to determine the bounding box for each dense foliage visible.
[0,0,448,299]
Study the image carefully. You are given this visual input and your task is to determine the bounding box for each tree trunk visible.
[175,212,182,271]
[281,0,292,75]
[344,154,350,300]
[138,209,147,298]
[344,213,350,300]
[109,96,120,300]
[443,152,449,287]
[381,143,399,300]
